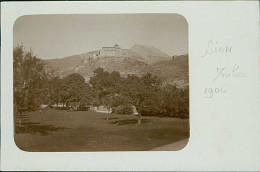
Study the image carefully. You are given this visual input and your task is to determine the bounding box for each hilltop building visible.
[84,44,130,62]
[100,44,130,58]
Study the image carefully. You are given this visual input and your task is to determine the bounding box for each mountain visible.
[129,45,171,64]
[151,55,189,87]
[45,45,188,87]
[45,51,98,72]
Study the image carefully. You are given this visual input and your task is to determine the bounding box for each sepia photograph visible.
[13,14,189,152]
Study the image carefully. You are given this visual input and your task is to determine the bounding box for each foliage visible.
[13,45,189,118]
[90,68,122,106]
[55,107,70,110]
[49,77,62,107]
[62,73,93,106]
[89,68,189,118]
[140,85,189,118]
[113,104,133,114]
[13,45,52,110]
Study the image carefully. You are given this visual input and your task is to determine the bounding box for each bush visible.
[114,104,133,114]
[79,106,89,111]
[139,104,162,117]
[137,85,189,118]
[55,107,69,110]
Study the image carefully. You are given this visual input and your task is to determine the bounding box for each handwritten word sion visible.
[202,39,232,58]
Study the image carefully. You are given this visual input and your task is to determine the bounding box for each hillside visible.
[151,55,189,87]
[46,45,188,87]
[45,55,82,71]
[129,45,171,64]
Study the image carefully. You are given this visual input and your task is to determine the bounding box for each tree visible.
[49,77,62,107]
[89,67,189,123]
[61,73,92,107]
[118,73,161,124]
[90,68,121,106]
[13,45,53,127]
[160,85,189,118]
[13,45,51,111]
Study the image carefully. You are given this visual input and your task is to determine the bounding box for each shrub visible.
[79,106,90,111]
[138,85,189,118]
[114,104,133,114]
[55,107,69,110]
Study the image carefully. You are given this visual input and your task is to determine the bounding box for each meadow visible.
[14,109,189,152]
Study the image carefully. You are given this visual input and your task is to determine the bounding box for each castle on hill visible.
[100,44,130,57]
[81,44,130,64]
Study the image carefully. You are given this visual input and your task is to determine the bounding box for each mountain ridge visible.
[45,45,188,87]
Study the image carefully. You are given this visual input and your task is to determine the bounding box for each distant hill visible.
[46,45,188,88]
[45,55,82,72]
[129,45,171,64]
[151,55,189,87]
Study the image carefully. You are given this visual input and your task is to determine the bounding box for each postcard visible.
[1,1,259,171]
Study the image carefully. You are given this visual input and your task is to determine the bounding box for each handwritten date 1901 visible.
[204,85,227,98]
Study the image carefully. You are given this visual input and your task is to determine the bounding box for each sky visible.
[13,14,188,60]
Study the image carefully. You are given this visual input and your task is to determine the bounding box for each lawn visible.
[14,109,189,152]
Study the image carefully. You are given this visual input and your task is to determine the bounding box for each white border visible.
[1,1,260,171]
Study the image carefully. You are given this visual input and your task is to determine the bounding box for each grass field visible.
[14,109,189,152]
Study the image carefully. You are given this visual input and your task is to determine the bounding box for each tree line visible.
[14,45,189,119]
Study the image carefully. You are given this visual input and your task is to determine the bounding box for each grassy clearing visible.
[14,109,189,152]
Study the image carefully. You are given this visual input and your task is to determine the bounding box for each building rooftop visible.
[102,44,120,49]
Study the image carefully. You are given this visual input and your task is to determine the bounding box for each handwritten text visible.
[213,64,247,82]
[202,39,232,58]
